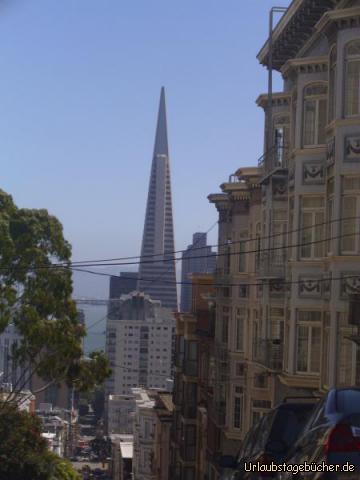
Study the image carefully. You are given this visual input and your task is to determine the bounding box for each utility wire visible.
[64,215,359,265]
[83,274,359,304]
[68,230,358,281]
[0,228,358,273]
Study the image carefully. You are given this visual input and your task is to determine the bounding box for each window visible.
[224,245,231,274]
[337,312,357,386]
[255,222,261,272]
[341,197,358,253]
[296,311,321,374]
[183,425,196,461]
[221,306,230,344]
[235,308,245,351]
[273,115,289,167]
[239,241,246,272]
[233,387,243,429]
[253,373,268,389]
[235,362,245,377]
[345,40,360,117]
[302,84,327,146]
[341,177,360,254]
[238,284,249,298]
[326,192,334,254]
[271,213,287,265]
[184,340,197,376]
[328,46,337,121]
[300,197,325,259]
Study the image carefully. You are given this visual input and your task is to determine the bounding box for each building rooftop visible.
[257,0,334,70]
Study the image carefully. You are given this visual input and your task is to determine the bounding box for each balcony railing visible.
[253,338,283,371]
[258,145,289,177]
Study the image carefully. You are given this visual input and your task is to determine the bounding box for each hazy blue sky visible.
[0,0,290,297]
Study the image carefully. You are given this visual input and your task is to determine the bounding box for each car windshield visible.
[268,406,314,450]
[236,417,264,462]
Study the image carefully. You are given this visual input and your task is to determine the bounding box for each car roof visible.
[327,388,360,415]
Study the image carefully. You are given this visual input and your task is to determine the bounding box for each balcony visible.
[258,145,289,182]
[253,338,283,371]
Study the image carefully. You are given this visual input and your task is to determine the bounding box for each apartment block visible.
[105,291,175,399]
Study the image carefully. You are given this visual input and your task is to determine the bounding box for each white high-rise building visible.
[105,291,175,399]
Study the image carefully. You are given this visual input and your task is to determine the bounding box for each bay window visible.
[345,40,360,117]
[302,83,327,146]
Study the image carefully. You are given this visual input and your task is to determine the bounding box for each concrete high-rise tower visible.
[137,88,178,310]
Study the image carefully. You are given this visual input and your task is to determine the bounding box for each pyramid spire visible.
[137,88,178,311]
[153,86,169,157]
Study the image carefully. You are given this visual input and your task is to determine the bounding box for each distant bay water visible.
[80,304,107,354]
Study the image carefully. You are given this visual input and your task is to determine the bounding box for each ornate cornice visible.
[281,56,328,78]
[256,92,291,109]
[315,6,360,32]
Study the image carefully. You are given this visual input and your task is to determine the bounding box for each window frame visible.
[296,311,322,375]
[344,40,360,118]
[302,83,328,147]
[233,386,244,430]
[299,196,325,260]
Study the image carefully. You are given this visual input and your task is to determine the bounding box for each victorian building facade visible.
[204,1,360,478]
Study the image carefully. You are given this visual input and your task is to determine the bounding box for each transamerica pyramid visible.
[137,87,178,311]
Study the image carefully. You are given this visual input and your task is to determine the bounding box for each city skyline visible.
[0,0,289,298]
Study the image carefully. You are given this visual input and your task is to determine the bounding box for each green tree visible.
[0,189,110,404]
[0,405,81,479]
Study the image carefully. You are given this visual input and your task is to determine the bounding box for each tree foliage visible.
[0,405,81,479]
[0,189,111,400]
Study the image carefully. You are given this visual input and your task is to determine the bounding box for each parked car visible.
[278,388,360,479]
[220,397,318,480]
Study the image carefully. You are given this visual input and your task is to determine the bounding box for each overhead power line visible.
[0,228,357,274]
[66,215,359,265]
[56,230,359,277]
[82,273,358,297]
